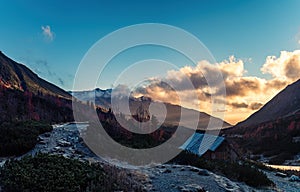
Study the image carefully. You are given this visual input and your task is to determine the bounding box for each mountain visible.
[225,79,300,164]
[236,79,300,128]
[0,51,73,123]
[0,51,71,99]
[71,88,112,107]
[71,88,231,130]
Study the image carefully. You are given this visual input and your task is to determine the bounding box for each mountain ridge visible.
[0,51,73,123]
[235,79,300,128]
[0,51,71,99]
[225,79,300,164]
[71,88,232,129]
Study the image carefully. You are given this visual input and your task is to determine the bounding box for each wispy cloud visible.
[58,78,64,86]
[296,30,300,45]
[41,25,55,42]
[34,59,65,86]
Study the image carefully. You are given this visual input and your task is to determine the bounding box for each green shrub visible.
[171,151,274,187]
[0,153,142,192]
[0,120,52,156]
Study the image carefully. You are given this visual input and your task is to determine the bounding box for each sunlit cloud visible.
[132,50,300,125]
[261,50,300,81]
[41,25,55,42]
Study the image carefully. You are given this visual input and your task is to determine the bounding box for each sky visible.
[1,0,300,124]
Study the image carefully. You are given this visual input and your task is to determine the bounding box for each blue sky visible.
[1,0,300,91]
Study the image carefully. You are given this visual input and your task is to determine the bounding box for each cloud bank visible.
[132,50,300,124]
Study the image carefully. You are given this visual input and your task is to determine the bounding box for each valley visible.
[2,122,299,191]
[0,53,299,191]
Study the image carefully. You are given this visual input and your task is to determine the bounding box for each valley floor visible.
[1,123,299,192]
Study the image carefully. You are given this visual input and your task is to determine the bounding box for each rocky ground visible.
[1,123,300,192]
[135,164,255,192]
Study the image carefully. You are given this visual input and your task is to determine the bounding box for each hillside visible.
[0,52,75,157]
[225,79,300,164]
[0,51,71,99]
[0,52,74,123]
[236,79,300,128]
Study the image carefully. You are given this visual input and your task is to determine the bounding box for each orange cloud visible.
[133,50,300,125]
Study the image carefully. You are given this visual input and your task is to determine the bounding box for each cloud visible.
[265,78,287,90]
[134,81,180,104]
[58,78,64,86]
[34,59,66,87]
[249,102,263,110]
[134,56,253,100]
[132,50,300,124]
[220,77,264,98]
[112,84,131,97]
[41,25,55,42]
[36,59,48,67]
[229,102,248,109]
[35,59,54,76]
[261,50,300,81]
[296,30,300,45]
[228,101,263,110]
